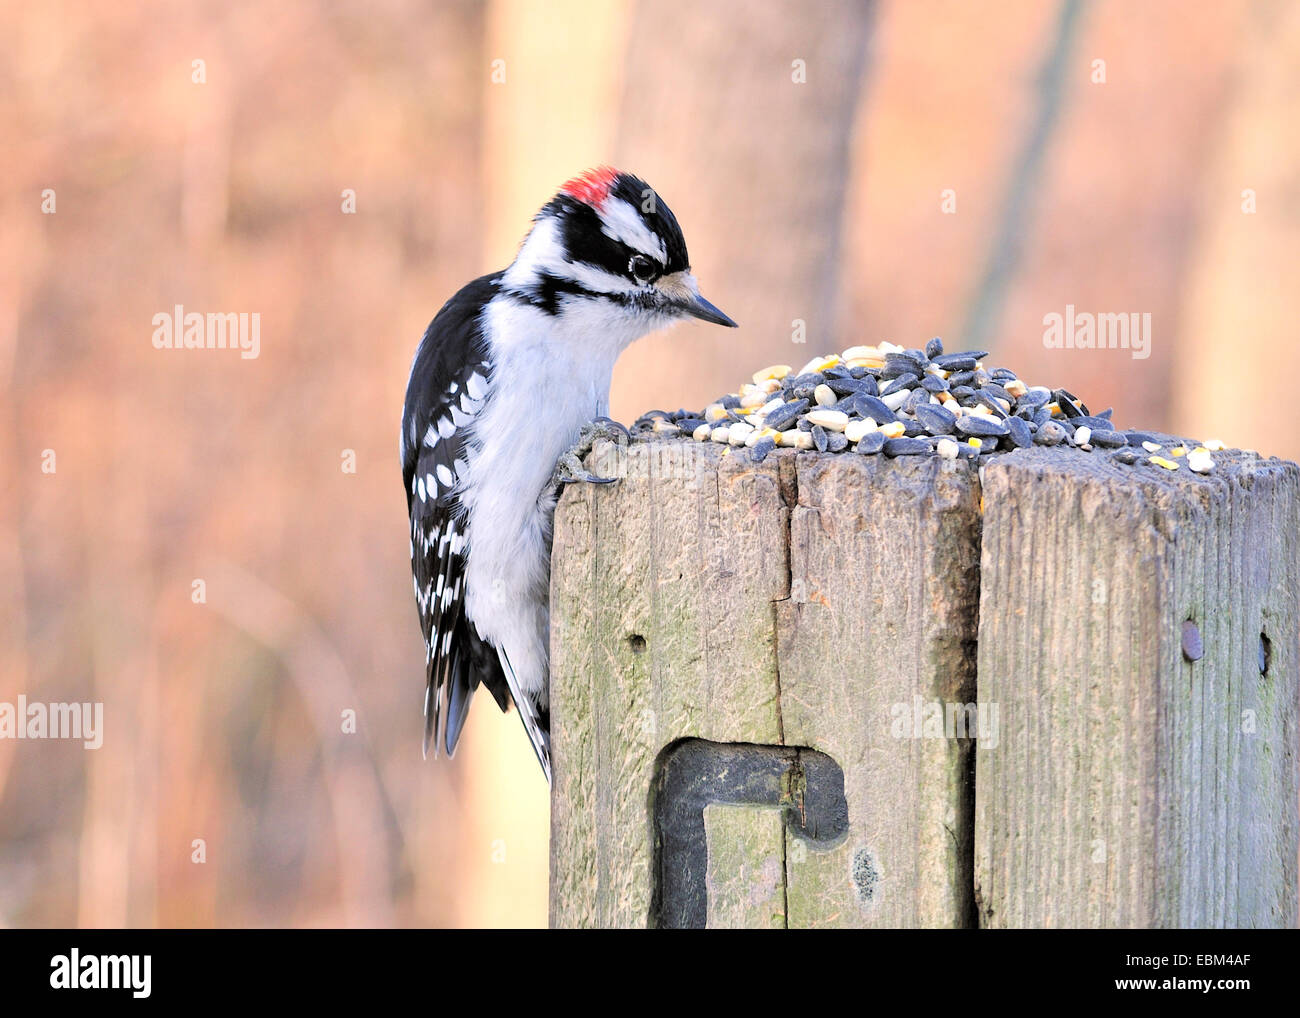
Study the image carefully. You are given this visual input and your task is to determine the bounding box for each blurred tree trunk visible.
[1171,0,1300,463]
[610,0,874,418]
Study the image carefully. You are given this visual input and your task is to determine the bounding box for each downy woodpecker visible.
[401,167,736,783]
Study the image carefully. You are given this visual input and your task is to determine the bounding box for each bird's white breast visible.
[458,294,645,699]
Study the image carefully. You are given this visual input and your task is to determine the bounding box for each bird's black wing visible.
[402,272,510,758]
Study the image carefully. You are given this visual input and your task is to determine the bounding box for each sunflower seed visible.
[956,415,1009,437]
[1034,421,1067,446]
[856,430,886,454]
[915,403,957,435]
[749,436,776,463]
[884,437,932,457]
[764,399,808,431]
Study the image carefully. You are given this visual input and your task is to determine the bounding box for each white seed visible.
[840,345,877,361]
[798,354,839,375]
[728,422,754,445]
[711,426,730,443]
[790,430,815,450]
[1005,379,1028,397]
[881,389,910,411]
[1187,449,1214,474]
[936,438,959,459]
[693,423,711,441]
[752,364,791,384]
[1142,440,1161,453]
[880,421,905,439]
[844,418,877,443]
[1073,426,1092,447]
[705,404,728,422]
[806,409,849,431]
[739,390,767,408]
[1203,438,1226,451]
[813,384,838,407]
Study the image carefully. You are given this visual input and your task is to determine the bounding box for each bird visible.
[401,166,736,784]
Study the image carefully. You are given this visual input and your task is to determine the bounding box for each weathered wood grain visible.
[550,436,1299,928]
[974,446,1300,928]
[549,440,789,928]
[776,452,981,927]
[549,439,982,928]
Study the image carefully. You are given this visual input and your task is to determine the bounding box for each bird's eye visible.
[628,254,656,284]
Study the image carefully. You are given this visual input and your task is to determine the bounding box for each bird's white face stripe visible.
[598,196,667,264]
[505,216,640,297]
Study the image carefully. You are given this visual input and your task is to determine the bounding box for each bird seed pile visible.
[632,339,1225,473]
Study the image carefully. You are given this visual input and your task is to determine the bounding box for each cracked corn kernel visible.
[752,364,791,384]
[798,354,840,374]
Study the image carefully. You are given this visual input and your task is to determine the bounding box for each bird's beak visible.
[657,271,738,328]
[681,291,738,328]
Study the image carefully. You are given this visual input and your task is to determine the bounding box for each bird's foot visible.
[551,417,630,486]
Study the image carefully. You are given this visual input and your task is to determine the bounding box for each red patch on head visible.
[560,165,621,208]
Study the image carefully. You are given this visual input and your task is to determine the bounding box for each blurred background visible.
[1,0,1296,927]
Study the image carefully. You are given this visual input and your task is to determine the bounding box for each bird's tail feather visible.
[496,647,552,785]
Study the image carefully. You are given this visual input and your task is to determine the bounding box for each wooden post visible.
[548,439,1299,928]
[974,447,1300,927]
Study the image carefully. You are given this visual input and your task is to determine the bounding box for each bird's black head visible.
[505,167,737,330]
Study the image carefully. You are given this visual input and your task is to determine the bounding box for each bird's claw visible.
[551,417,629,486]
[553,450,618,485]
[584,416,630,447]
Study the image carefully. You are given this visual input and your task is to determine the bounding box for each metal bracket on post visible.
[650,739,849,929]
